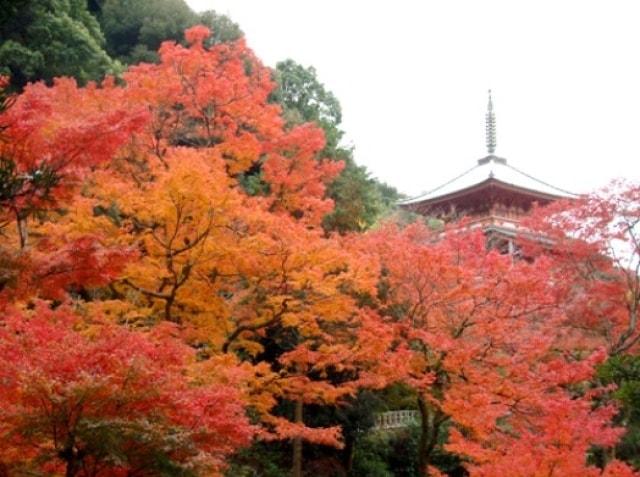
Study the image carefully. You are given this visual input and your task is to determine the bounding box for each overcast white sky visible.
[186,0,639,197]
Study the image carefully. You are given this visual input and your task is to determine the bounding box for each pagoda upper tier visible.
[399,92,576,229]
[399,154,575,218]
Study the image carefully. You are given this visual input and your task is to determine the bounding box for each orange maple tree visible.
[0,25,376,465]
[523,181,640,356]
[0,303,252,476]
[362,222,637,476]
[0,76,145,304]
[0,24,638,477]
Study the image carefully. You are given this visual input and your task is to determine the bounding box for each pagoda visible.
[399,91,576,252]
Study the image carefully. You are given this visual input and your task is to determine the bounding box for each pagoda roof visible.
[399,155,577,208]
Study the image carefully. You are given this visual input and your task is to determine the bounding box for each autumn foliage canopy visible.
[0,26,638,476]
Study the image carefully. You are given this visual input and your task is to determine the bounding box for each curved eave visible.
[399,177,570,211]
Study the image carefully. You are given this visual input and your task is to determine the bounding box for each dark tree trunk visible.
[65,459,79,477]
[418,395,444,476]
[60,432,81,477]
[16,213,27,249]
[342,433,355,473]
[418,395,431,476]
[292,399,303,477]
[62,445,79,477]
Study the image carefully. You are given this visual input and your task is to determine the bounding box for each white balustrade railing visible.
[374,410,419,430]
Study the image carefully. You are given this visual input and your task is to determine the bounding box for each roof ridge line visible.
[504,162,579,197]
[399,163,481,204]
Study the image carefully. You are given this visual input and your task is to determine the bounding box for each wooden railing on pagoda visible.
[374,410,419,430]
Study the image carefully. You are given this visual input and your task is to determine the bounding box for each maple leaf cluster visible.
[0,27,638,477]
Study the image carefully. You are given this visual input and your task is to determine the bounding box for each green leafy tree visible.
[324,158,399,233]
[598,355,640,469]
[271,59,399,233]
[0,0,119,89]
[272,59,344,153]
[199,10,244,47]
[99,0,242,63]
